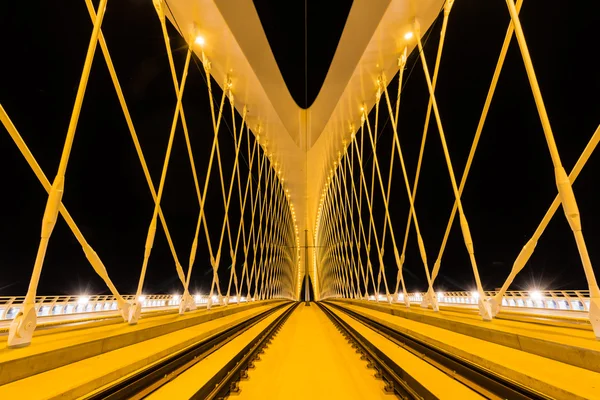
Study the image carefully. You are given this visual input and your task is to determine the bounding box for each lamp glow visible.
[195,35,205,46]
[530,290,543,301]
[404,31,414,40]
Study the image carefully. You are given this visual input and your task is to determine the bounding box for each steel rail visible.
[321,302,548,400]
[84,302,292,400]
[194,302,298,399]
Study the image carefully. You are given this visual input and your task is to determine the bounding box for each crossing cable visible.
[362,105,393,300]
[329,171,349,298]
[230,125,258,301]
[357,124,379,295]
[246,148,266,297]
[503,0,600,306]
[430,0,522,290]
[318,187,332,295]
[379,70,438,310]
[163,1,256,181]
[219,100,247,304]
[363,76,409,304]
[279,183,296,299]
[343,139,368,297]
[253,161,273,299]
[90,0,191,311]
[365,92,380,285]
[396,1,454,304]
[6,0,109,347]
[345,130,377,297]
[265,163,285,299]
[261,175,283,299]
[331,167,353,298]
[360,5,442,169]
[243,146,259,298]
[348,133,369,296]
[206,82,237,303]
[413,20,489,318]
[248,150,267,298]
[255,158,273,299]
[366,83,400,298]
[153,2,209,309]
[337,152,358,298]
[353,120,391,302]
[257,162,277,299]
[190,63,227,306]
[343,147,360,299]
[322,180,340,296]
[494,123,600,306]
[133,34,193,316]
[0,106,126,307]
[273,180,293,298]
[341,141,364,298]
[269,175,288,299]
[268,188,286,299]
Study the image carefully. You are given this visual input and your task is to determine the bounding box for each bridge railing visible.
[365,290,591,313]
[0,294,252,321]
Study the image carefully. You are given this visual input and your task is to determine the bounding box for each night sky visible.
[1,0,599,297]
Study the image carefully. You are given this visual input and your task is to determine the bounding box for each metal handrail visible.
[0,293,255,320]
[362,290,592,312]
[0,289,591,320]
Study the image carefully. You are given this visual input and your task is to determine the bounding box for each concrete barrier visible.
[331,299,600,373]
[0,300,284,386]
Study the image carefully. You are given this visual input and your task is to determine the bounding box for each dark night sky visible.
[1,1,599,296]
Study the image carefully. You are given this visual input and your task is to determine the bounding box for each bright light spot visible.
[471,291,479,299]
[211,295,218,302]
[194,295,201,302]
[173,294,180,301]
[437,292,444,298]
[530,290,543,301]
[404,31,414,40]
[398,293,404,300]
[195,35,205,46]
[138,295,146,302]
[78,296,89,305]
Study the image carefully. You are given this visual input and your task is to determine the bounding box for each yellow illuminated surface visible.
[337,303,600,399]
[237,305,394,400]
[0,304,279,398]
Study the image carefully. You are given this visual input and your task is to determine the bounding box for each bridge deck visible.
[338,299,600,370]
[0,301,281,394]
[334,301,600,399]
[1,300,599,399]
[235,303,398,400]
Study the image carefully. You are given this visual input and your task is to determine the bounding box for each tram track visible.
[84,302,296,400]
[320,302,548,400]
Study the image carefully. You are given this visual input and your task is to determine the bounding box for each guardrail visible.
[1,290,591,321]
[0,294,252,320]
[366,290,592,312]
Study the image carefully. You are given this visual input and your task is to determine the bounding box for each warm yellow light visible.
[404,31,414,40]
[195,35,205,46]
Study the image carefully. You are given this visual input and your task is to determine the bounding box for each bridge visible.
[1,0,599,398]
